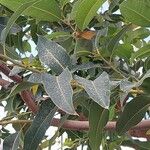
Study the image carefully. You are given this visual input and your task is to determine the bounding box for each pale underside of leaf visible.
[75,72,110,109]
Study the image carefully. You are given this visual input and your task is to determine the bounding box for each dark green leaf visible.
[89,102,109,150]
[24,100,57,150]
[3,132,20,150]
[106,24,131,54]
[116,95,150,135]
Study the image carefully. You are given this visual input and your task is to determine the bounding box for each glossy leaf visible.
[116,95,150,135]
[89,102,109,150]
[42,68,76,115]
[73,0,105,30]
[75,72,110,109]
[3,132,20,150]
[120,0,150,27]
[37,36,71,74]
[24,100,57,150]
[0,0,62,22]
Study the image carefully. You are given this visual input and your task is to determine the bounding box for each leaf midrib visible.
[26,107,57,150]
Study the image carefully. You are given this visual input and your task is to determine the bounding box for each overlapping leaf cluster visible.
[0,0,150,149]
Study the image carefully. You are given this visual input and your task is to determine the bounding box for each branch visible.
[0,62,150,138]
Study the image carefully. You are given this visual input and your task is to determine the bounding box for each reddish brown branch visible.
[0,63,22,82]
[0,62,150,138]
[0,63,38,113]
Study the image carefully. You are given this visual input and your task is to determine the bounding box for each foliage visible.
[0,0,150,149]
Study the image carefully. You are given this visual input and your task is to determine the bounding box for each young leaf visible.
[75,72,110,109]
[89,102,109,150]
[0,0,62,22]
[42,68,76,115]
[3,132,20,150]
[116,95,150,135]
[120,0,150,27]
[73,0,105,30]
[37,36,71,74]
[24,100,57,150]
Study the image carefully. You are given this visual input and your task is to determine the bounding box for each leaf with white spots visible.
[42,68,76,115]
[37,36,71,74]
[75,72,110,109]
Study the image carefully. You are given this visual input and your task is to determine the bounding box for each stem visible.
[0,54,43,73]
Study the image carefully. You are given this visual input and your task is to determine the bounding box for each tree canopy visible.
[0,0,150,149]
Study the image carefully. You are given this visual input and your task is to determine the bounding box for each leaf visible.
[114,44,133,62]
[7,82,36,98]
[75,72,110,109]
[0,0,62,22]
[116,95,150,135]
[71,62,101,72]
[106,24,131,53]
[1,0,39,44]
[24,100,57,150]
[28,69,77,114]
[130,45,150,63]
[0,17,21,35]
[73,0,105,30]
[42,68,76,115]
[89,102,109,150]
[3,132,20,150]
[120,0,150,27]
[37,36,71,74]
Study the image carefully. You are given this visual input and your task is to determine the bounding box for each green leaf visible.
[89,102,109,150]
[1,0,38,44]
[75,72,110,109]
[106,24,131,54]
[114,44,133,62]
[3,132,20,150]
[116,95,150,135]
[37,36,71,74]
[120,0,150,27]
[131,44,150,63]
[73,0,105,30]
[24,100,57,150]
[0,0,62,22]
